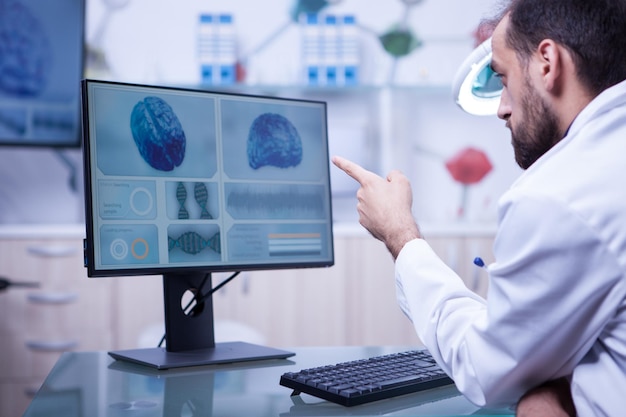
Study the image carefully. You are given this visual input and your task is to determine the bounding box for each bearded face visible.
[510,74,563,169]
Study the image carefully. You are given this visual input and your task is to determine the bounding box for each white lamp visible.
[452,37,503,116]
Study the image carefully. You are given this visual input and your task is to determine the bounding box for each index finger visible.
[331,155,379,185]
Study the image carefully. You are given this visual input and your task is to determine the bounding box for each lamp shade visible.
[452,37,502,116]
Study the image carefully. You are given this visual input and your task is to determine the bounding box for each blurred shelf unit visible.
[0,227,111,417]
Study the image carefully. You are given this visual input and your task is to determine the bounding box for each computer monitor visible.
[81,79,334,369]
[0,0,84,148]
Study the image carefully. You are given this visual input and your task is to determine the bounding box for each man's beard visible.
[510,77,563,170]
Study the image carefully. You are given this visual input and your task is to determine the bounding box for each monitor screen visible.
[81,79,334,369]
[0,0,84,147]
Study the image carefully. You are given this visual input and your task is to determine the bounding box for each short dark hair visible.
[504,0,626,96]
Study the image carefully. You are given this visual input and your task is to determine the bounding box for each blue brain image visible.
[247,113,303,169]
[130,96,186,171]
[0,1,52,97]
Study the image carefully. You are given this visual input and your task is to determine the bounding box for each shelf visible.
[0,224,84,240]
[165,82,454,97]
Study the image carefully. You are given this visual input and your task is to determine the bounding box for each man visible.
[332,0,626,415]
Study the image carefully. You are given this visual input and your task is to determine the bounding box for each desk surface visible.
[24,346,514,416]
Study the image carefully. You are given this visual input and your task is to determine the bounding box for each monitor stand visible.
[108,272,295,370]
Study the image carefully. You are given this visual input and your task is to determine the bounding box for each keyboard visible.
[279,349,454,407]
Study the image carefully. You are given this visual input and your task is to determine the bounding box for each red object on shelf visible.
[445,147,493,185]
[235,60,247,83]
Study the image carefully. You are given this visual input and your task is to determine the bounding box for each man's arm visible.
[516,378,576,417]
[331,155,421,259]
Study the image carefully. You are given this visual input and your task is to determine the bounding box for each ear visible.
[536,39,562,93]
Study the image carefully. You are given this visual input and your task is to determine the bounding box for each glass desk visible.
[24,346,515,416]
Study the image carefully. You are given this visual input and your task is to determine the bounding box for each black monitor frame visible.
[0,0,85,148]
[81,79,334,369]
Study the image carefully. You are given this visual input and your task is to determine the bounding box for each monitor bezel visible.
[0,0,85,149]
[81,78,335,278]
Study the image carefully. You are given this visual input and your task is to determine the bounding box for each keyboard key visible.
[377,375,426,389]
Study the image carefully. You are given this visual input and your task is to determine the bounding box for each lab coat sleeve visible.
[395,192,625,407]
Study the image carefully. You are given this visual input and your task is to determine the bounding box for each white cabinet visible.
[206,228,494,349]
[0,228,113,417]
[208,235,420,348]
[0,225,494,417]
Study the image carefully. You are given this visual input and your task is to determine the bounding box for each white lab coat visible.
[395,79,626,416]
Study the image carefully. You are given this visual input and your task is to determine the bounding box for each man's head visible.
[490,0,626,169]
[504,0,626,96]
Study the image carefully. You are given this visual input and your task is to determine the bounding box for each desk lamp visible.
[452,37,503,116]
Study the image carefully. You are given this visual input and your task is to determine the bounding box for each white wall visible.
[0,0,520,226]
[86,0,499,86]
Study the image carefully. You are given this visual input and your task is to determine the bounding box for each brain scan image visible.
[130,96,186,171]
[247,113,303,169]
[0,0,52,97]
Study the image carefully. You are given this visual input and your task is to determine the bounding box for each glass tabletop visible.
[24,346,515,416]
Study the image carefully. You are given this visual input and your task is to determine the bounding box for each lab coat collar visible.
[508,79,626,189]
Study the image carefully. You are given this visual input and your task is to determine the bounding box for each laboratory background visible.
[0,1,521,416]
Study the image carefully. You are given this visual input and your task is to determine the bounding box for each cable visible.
[157,271,241,348]
[181,272,211,317]
[198,271,241,304]
[0,277,39,291]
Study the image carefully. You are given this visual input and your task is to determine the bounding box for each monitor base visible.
[108,341,295,370]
